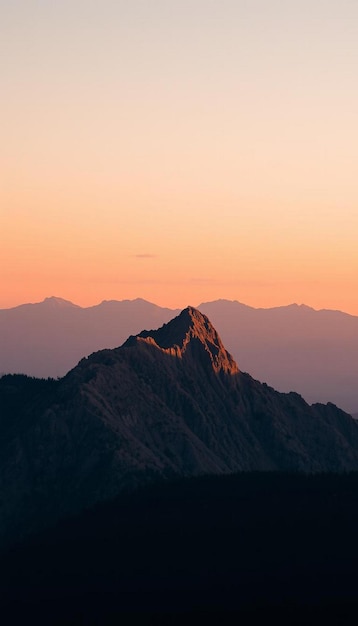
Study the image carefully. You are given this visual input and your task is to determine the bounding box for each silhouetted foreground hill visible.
[1,308,358,553]
[2,472,358,623]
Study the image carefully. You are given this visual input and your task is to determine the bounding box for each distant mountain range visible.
[0,296,179,378]
[1,296,357,413]
[1,307,358,549]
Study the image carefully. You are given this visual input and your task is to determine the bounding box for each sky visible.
[1,0,358,313]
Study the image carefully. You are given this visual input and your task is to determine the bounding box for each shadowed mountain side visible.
[198,300,358,413]
[1,307,358,550]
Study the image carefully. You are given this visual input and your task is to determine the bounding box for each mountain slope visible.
[198,299,358,412]
[1,307,358,549]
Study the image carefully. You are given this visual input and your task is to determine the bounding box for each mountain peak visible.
[42,296,79,308]
[124,306,239,374]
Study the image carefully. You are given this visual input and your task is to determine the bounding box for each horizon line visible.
[0,295,356,318]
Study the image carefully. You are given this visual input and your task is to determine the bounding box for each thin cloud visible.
[133,254,157,259]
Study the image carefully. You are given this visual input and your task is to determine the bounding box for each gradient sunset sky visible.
[2,1,358,313]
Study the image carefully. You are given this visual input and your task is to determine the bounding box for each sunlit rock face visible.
[123,306,239,374]
[1,307,358,549]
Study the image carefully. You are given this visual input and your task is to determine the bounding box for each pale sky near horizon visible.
[1,0,358,314]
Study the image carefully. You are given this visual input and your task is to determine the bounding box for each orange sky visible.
[1,1,358,314]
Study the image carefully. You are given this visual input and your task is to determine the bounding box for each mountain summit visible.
[1,307,358,548]
[42,296,79,308]
[123,306,239,374]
